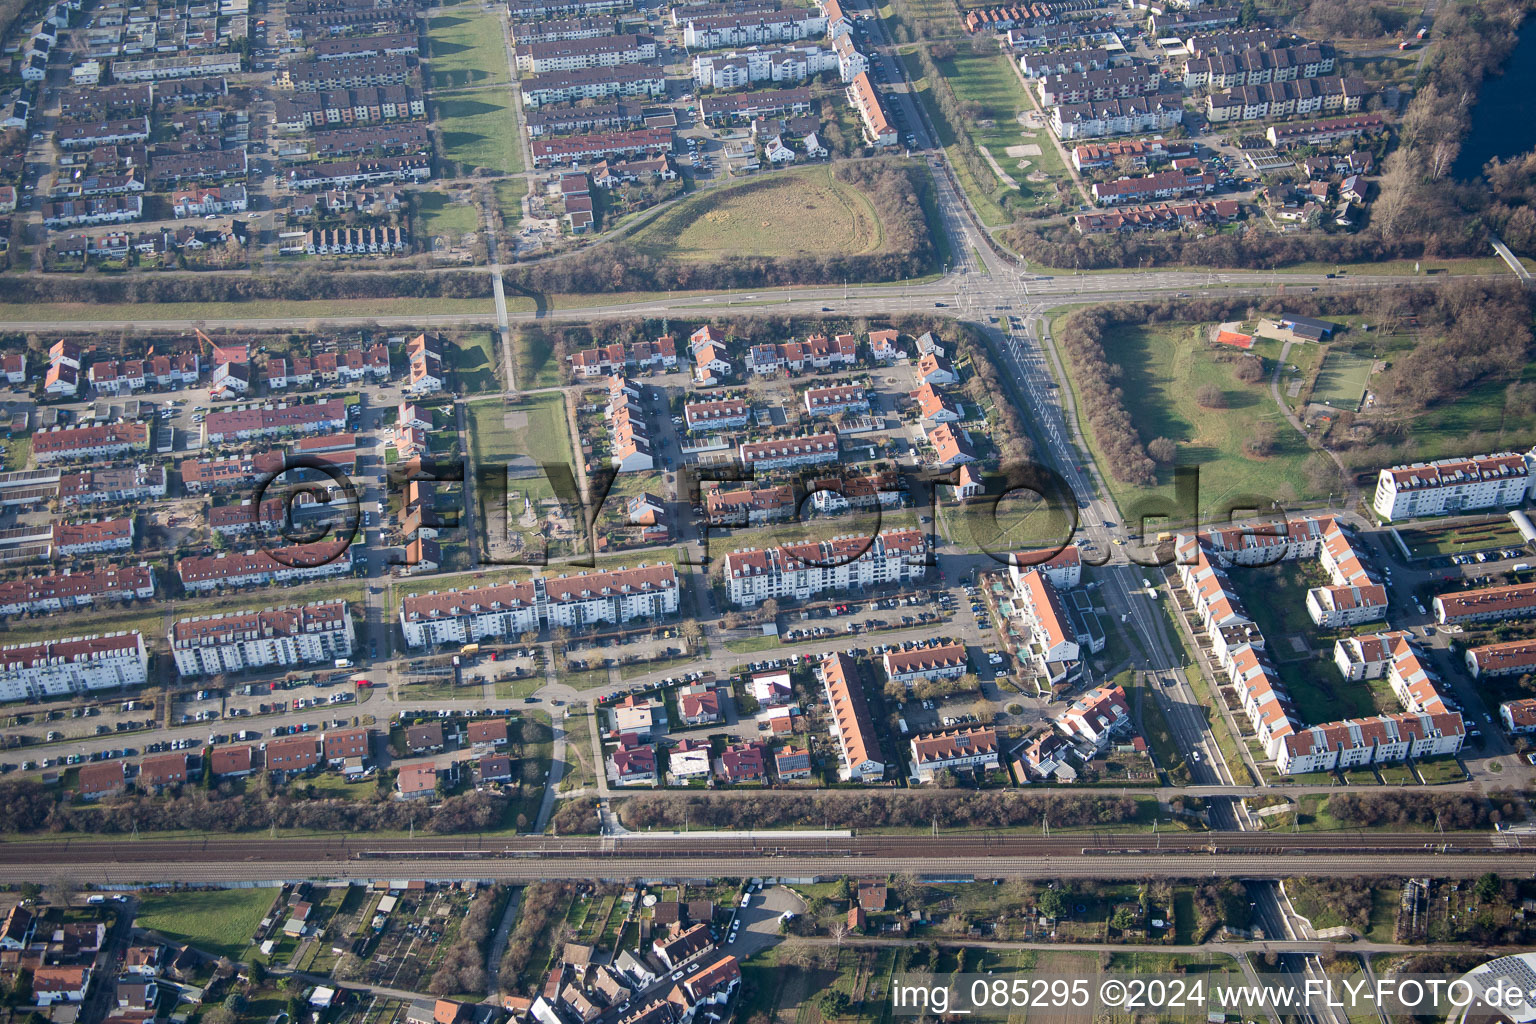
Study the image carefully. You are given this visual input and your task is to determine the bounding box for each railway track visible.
[0,830,1515,866]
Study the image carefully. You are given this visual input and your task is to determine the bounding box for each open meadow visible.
[630,166,882,260]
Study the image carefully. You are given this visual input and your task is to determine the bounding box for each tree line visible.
[0,778,507,834]
[616,790,1142,830]
[0,271,494,305]
[1323,790,1517,830]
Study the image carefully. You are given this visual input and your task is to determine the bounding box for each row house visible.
[58,84,153,121]
[745,333,858,374]
[304,225,408,255]
[72,172,147,196]
[0,566,155,615]
[684,398,750,432]
[0,631,148,703]
[806,468,902,513]
[177,541,355,591]
[909,725,998,782]
[882,642,966,685]
[43,195,143,227]
[609,384,654,472]
[1072,198,1239,234]
[1008,545,1082,588]
[720,528,927,607]
[149,149,249,188]
[699,86,814,125]
[311,122,431,158]
[820,652,884,781]
[1206,75,1370,123]
[60,465,166,507]
[203,397,349,443]
[171,184,248,217]
[406,334,444,395]
[1070,136,1196,171]
[274,85,425,130]
[1435,582,1536,625]
[1468,638,1536,679]
[530,127,674,168]
[516,33,657,74]
[170,601,355,677]
[109,53,242,81]
[286,155,432,189]
[1092,170,1217,206]
[738,431,839,472]
[1226,643,1297,756]
[802,383,868,418]
[290,187,405,218]
[1020,46,1112,78]
[1267,113,1387,148]
[521,65,667,107]
[398,563,680,646]
[1051,95,1184,140]
[53,517,133,556]
[1183,27,1287,58]
[33,422,150,463]
[1372,451,1530,522]
[57,116,150,149]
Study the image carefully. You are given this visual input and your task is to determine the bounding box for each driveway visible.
[723,884,805,959]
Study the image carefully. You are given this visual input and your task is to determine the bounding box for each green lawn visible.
[437,90,522,175]
[426,5,511,88]
[495,178,529,229]
[417,192,482,241]
[1058,316,1320,521]
[511,328,566,390]
[136,888,276,958]
[448,330,500,394]
[901,51,1009,228]
[465,392,574,505]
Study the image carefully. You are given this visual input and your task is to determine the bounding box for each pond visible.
[1454,17,1536,179]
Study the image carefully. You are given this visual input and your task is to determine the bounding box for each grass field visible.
[437,90,522,175]
[136,888,275,958]
[942,490,1073,556]
[466,393,579,556]
[629,166,882,260]
[1399,518,1526,559]
[1311,348,1374,409]
[0,298,503,323]
[448,330,499,393]
[1057,317,1320,519]
[417,192,482,241]
[495,177,529,228]
[426,5,511,88]
[511,328,565,390]
[934,49,1069,212]
[900,51,1009,228]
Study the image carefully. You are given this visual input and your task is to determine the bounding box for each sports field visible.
[631,166,882,260]
[1311,349,1374,409]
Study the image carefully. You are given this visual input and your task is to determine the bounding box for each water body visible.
[1454,17,1536,179]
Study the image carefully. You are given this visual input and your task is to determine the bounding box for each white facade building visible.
[171,602,355,677]
[0,632,148,702]
[1371,452,1530,522]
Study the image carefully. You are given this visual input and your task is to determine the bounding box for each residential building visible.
[0,632,148,702]
[820,652,884,782]
[1468,639,1536,678]
[1056,684,1130,746]
[720,529,927,606]
[909,726,999,781]
[882,643,967,686]
[32,423,150,463]
[399,563,680,646]
[738,432,840,471]
[1371,452,1530,521]
[774,745,812,779]
[1435,582,1536,625]
[170,602,354,677]
[266,736,321,772]
[1500,698,1536,735]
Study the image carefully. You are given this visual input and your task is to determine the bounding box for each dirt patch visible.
[503,411,530,429]
[1005,144,1043,157]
